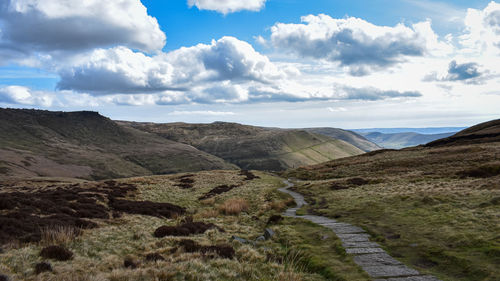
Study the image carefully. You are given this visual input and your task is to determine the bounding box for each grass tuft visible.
[218,198,249,215]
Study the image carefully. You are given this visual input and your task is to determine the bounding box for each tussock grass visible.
[218,198,249,215]
[2,171,363,280]
[40,226,80,246]
[286,142,500,281]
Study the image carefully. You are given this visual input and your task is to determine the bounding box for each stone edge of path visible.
[278,180,441,281]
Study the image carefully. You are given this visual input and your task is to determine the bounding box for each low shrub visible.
[34,262,53,274]
[40,245,73,261]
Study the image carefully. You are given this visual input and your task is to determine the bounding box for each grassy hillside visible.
[0,171,369,281]
[120,121,365,171]
[361,131,454,149]
[283,120,500,281]
[303,127,381,152]
[427,119,500,147]
[0,108,235,180]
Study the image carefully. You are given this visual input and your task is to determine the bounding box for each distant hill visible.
[360,131,455,149]
[352,127,466,134]
[302,127,381,152]
[283,119,500,281]
[426,119,500,147]
[119,121,366,171]
[0,108,235,180]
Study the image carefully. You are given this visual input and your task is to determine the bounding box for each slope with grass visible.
[303,127,381,152]
[120,121,366,170]
[0,171,369,281]
[0,108,235,180]
[360,131,455,149]
[284,120,500,281]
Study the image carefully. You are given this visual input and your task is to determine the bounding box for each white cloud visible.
[187,0,266,14]
[57,37,291,99]
[169,110,236,116]
[0,85,54,106]
[270,14,452,75]
[460,1,500,53]
[0,0,165,64]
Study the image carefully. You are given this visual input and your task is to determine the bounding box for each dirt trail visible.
[278,180,440,281]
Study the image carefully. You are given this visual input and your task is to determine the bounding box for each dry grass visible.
[0,171,364,281]
[287,142,500,281]
[40,226,80,246]
[217,198,249,215]
[195,208,219,219]
[200,197,216,206]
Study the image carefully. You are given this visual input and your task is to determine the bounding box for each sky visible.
[0,0,499,128]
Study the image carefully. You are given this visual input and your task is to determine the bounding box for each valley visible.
[0,111,498,281]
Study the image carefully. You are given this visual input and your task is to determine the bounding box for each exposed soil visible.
[145,252,165,262]
[267,215,284,225]
[109,198,185,218]
[175,175,195,189]
[458,164,500,178]
[34,262,53,275]
[198,184,239,200]
[179,239,234,259]
[123,257,137,269]
[154,222,221,238]
[240,170,260,181]
[40,245,73,261]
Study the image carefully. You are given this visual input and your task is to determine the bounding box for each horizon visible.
[1,0,500,128]
[0,106,474,132]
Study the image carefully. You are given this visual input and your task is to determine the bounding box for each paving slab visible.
[336,233,371,242]
[374,275,441,281]
[343,241,380,248]
[346,247,386,254]
[353,253,402,267]
[328,225,366,234]
[363,265,420,278]
[319,222,352,227]
[303,216,337,224]
[279,180,440,281]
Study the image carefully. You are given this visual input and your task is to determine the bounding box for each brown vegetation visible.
[218,198,249,215]
[34,262,52,275]
[153,222,220,238]
[179,239,235,259]
[145,253,165,262]
[240,170,260,180]
[40,245,73,261]
[109,198,185,218]
[198,184,239,200]
[0,180,184,245]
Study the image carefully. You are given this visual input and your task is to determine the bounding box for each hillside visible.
[119,121,365,171]
[0,108,235,180]
[360,131,454,149]
[303,127,381,151]
[283,120,500,280]
[426,119,500,146]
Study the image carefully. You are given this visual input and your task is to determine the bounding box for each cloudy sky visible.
[1,0,499,128]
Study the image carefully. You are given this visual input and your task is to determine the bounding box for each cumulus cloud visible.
[333,85,422,101]
[57,37,289,97]
[460,1,500,52]
[0,85,54,106]
[270,14,450,75]
[446,60,483,81]
[0,0,165,61]
[187,0,266,14]
[424,60,488,84]
[169,110,236,116]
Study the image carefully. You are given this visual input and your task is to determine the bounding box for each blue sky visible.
[0,0,499,128]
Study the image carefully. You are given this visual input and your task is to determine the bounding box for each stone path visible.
[278,180,440,281]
